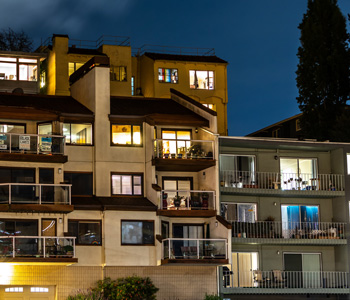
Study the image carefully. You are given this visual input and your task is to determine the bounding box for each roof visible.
[0,92,93,118]
[144,52,227,64]
[68,47,107,56]
[71,196,157,211]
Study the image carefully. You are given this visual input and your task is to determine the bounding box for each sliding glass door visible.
[232,252,258,287]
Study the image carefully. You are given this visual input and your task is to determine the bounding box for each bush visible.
[67,289,104,300]
[204,294,223,300]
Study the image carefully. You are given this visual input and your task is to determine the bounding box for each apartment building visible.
[0,49,229,300]
[37,34,228,136]
[218,136,350,299]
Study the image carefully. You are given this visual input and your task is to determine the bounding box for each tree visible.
[296,0,350,141]
[0,28,32,52]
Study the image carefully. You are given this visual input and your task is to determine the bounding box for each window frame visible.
[189,70,214,90]
[110,123,143,147]
[111,172,144,196]
[68,219,102,246]
[0,56,39,82]
[158,68,178,84]
[121,220,155,246]
[63,122,94,146]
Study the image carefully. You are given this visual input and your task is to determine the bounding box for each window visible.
[161,129,191,157]
[111,124,142,146]
[111,173,143,196]
[64,172,93,196]
[63,123,93,145]
[68,62,85,76]
[31,287,49,293]
[131,76,135,95]
[221,203,257,222]
[111,66,127,81]
[189,70,214,90]
[121,220,154,245]
[161,221,169,239]
[5,287,23,292]
[202,104,216,111]
[0,123,25,133]
[158,68,178,83]
[38,122,52,135]
[280,158,317,190]
[0,56,38,81]
[68,220,102,245]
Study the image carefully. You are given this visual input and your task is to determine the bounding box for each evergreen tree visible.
[296,0,350,141]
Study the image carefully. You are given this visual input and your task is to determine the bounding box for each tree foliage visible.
[0,28,32,52]
[296,0,350,141]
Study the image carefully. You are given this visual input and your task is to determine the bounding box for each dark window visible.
[161,221,169,239]
[68,220,101,245]
[111,173,143,196]
[121,220,154,245]
[64,172,93,196]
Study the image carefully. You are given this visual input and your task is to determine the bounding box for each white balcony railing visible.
[154,139,214,159]
[221,269,349,290]
[0,132,65,155]
[230,221,346,240]
[161,190,215,210]
[0,236,76,258]
[220,171,344,192]
[162,238,227,260]
[0,183,71,205]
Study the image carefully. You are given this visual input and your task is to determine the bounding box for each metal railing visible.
[222,269,348,289]
[154,139,214,159]
[134,44,215,56]
[161,190,215,210]
[162,238,227,260]
[0,236,76,258]
[0,132,65,155]
[0,183,71,205]
[220,171,344,191]
[230,221,346,240]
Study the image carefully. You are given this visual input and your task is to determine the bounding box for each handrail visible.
[0,132,64,138]
[160,190,215,210]
[135,44,215,56]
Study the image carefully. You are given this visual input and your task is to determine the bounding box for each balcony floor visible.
[231,237,347,246]
[0,257,78,265]
[0,204,74,213]
[0,152,68,163]
[157,209,216,217]
[221,287,350,295]
[161,258,228,265]
[153,158,215,171]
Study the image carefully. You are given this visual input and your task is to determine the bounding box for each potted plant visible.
[187,144,202,159]
[173,195,182,208]
[64,245,74,256]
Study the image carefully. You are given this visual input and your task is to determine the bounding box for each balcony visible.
[0,236,77,265]
[158,190,216,217]
[153,139,215,171]
[0,132,67,163]
[219,268,350,295]
[0,183,73,213]
[220,171,344,197]
[161,238,228,265]
[231,221,346,245]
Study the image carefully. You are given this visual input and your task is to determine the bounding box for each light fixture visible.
[195,128,198,134]
[215,221,218,227]
[274,155,278,160]
[59,218,63,224]
[58,168,62,174]
[273,202,277,206]
[277,250,280,255]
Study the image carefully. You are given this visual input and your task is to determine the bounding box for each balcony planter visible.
[174,195,182,208]
[164,153,170,159]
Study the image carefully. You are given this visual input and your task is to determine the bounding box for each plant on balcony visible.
[187,144,203,158]
[204,294,223,300]
[173,195,182,208]
[64,245,74,255]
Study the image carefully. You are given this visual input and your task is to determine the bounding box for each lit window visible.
[158,68,178,83]
[111,66,127,81]
[19,64,37,81]
[68,220,101,245]
[203,104,216,111]
[31,287,49,293]
[68,62,85,76]
[0,123,25,133]
[38,122,52,135]
[63,123,93,145]
[5,287,23,292]
[111,124,142,146]
[121,220,154,245]
[111,174,143,196]
[131,76,135,95]
[162,130,191,156]
[0,56,38,82]
[189,70,214,90]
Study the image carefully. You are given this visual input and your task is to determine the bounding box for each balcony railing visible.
[220,171,344,192]
[231,221,345,240]
[0,132,65,155]
[0,183,71,205]
[162,238,227,260]
[161,190,215,210]
[154,139,214,159]
[0,236,76,258]
[221,269,349,290]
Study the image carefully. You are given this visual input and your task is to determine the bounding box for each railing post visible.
[12,237,15,258]
[156,140,159,158]
[68,185,71,205]
[168,239,171,259]
[8,184,11,205]
[37,136,39,154]
[73,238,75,258]
[43,237,46,258]
[197,239,199,259]
[39,184,41,205]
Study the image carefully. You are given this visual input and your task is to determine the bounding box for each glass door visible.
[232,252,258,287]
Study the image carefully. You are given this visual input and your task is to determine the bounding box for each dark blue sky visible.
[2,0,350,136]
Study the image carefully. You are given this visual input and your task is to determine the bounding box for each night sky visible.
[1,0,350,136]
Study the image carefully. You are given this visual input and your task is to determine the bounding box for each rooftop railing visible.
[162,238,227,260]
[134,44,215,56]
[220,171,344,192]
[0,132,65,155]
[0,236,76,258]
[161,190,215,210]
[154,139,214,159]
[230,221,345,240]
[0,183,71,205]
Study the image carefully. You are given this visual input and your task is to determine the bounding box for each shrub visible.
[67,289,104,300]
[204,293,223,300]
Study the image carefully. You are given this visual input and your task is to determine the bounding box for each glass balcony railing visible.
[160,190,215,210]
[220,171,344,192]
[0,183,71,205]
[0,236,76,258]
[154,139,214,159]
[0,133,65,155]
[162,238,227,260]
